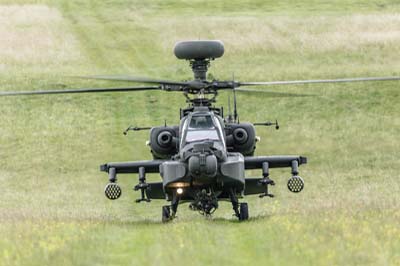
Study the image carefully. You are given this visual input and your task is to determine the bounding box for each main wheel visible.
[239,203,249,221]
[162,205,171,223]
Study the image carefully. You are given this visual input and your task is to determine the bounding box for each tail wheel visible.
[239,202,249,221]
[162,205,171,223]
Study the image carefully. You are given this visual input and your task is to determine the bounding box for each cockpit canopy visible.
[181,112,225,147]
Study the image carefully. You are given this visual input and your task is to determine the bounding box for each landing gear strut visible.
[162,191,180,223]
[229,189,249,221]
[162,205,171,222]
[239,202,249,221]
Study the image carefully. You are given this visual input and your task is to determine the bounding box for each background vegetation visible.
[0,1,399,265]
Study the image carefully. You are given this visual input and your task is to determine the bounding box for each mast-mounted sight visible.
[174,40,224,81]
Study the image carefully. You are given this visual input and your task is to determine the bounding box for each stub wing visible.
[243,155,307,195]
[101,160,167,200]
[100,155,307,200]
[100,160,165,173]
[244,155,307,169]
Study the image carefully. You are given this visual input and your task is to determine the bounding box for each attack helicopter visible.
[2,40,400,222]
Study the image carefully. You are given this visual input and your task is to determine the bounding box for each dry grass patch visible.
[149,14,400,53]
[0,5,82,66]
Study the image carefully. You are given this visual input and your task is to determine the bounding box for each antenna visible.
[232,73,238,122]
[227,94,233,122]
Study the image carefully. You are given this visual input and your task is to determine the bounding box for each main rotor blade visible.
[0,86,160,97]
[79,75,188,86]
[239,76,400,86]
[235,88,314,97]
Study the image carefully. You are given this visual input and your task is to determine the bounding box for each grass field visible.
[1,1,400,265]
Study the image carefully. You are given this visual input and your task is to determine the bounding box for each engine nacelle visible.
[226,123,256,156]
[149,126,179,159]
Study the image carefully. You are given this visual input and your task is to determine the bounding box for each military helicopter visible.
[2,40,400,222]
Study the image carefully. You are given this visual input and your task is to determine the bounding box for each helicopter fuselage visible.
[101,102,306,219]
[161,108,245,201]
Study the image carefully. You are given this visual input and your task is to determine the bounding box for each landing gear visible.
[239,203,249,221]
[162,205,171,223]
[161,191,180,223]
[229,189,249,221]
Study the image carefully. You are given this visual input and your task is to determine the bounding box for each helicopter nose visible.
[188,154,217,180]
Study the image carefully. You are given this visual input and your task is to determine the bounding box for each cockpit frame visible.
[180,111,226,149]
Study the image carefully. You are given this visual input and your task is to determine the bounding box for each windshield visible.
[180,113,226,147]
[189,115,214,129]
[185,130,220,143]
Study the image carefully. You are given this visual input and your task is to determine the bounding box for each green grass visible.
[0,1,400,265]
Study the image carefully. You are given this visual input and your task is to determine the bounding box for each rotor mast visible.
[190,59,210,81]
[174,40,225,106]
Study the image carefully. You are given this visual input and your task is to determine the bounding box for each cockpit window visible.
[180,113,225,147]
[189,115,214,129]
[185,130,219,143]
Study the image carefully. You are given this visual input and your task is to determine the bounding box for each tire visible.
[162,205,171,223]
[239,203,249,221]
